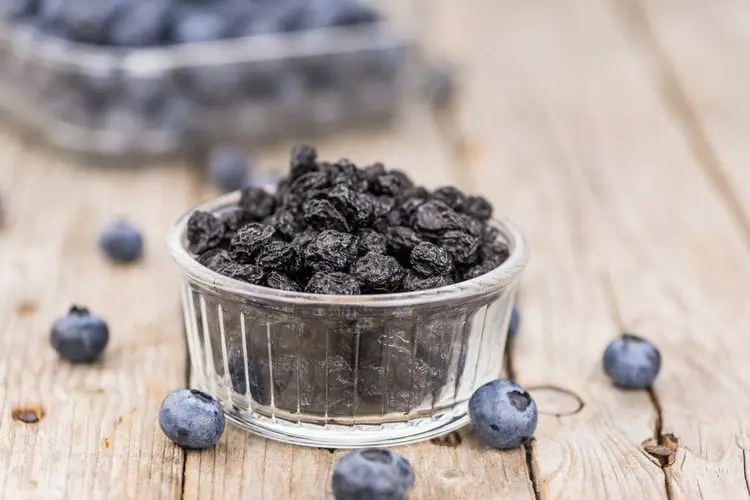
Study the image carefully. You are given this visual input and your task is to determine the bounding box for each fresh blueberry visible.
[159,389,225,449]
[50,306,110,363]
[99,220,144,263]
[308,0,380,29]
[107,0,171,47]
[508,306,520,339]
[208,146,251,192]
[469,379,537,449]
[603,334,661,389]
[332,448,415,500]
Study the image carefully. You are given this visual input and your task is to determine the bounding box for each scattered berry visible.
[187,211,225,254]
[208,146,251,192]
[469,379,537,449]
[159,389,225,449]
[98,220,143,263]
[603,334,661,389]
[332,448,415,500]
[50,306,109,363]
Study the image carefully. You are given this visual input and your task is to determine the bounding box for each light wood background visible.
[2,0,750,498]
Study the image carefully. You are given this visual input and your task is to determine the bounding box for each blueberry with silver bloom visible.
[603,333,661,389]
[99,219,143,263]
[332,448,415,500]
[208,146,251,192]
[159,389,225,449]
[51,306,109,363]
[469,379,537,449]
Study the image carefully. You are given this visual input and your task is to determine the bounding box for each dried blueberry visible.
[239,186,276,221]
[385,226,422,257]
[413,200,463,233]
[289,144,318,179]
[266,271,302,292]
[304,230,358,273]
[357,229,387,255]
[305,271,361,295]
[187,211,225,254]
[303,199,350,233]
[327,184,374,228]
[229,223,275,263]
[221,263,265,285]
[255,241,300,273]
[364,163,386,184]
[264,210,303,241]
[402,271,454,292]
[108,0,170,46]
[432,186,466,211]
[220,208,251,236]
[171,7,228,44]
[351,253,404,293]
[410,242,453,277]
[370,171,413,197]
[197,248,233,273]
[463,195,493,221]
[441,230,480,265]
[291,229,320,250]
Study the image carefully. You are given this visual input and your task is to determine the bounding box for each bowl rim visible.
[167,191,529,308]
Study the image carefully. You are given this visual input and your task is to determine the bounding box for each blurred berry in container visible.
[0,0,414,160]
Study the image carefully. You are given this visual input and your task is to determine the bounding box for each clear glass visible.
[168,192,529,448]
[0,17,413,161]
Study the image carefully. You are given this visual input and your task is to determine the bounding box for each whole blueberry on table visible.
[50,306,109,363]
[603,334,661,389]
[469,379,537,449]
[508,306,520,339]
[332,448,415,500]
[98,220,143,263]
[208,146,252,192]
[159,389,225,449]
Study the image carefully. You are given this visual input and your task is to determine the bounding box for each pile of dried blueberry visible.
[1,0,379,46]
[187,144,508,294]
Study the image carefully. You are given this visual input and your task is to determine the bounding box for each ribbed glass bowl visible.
[168,192,528,448]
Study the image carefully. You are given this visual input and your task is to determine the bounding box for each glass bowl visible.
[0,16,412,161]
[167,192,528,448]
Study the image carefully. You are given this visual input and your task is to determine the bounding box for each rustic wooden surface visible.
[2,0,750,498]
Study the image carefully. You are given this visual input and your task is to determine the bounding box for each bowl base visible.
[222,404,470,449]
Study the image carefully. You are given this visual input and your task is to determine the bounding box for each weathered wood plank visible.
[181,103,536,500]
[0,140,198,498]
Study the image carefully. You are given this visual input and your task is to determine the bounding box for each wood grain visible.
[430,0,750,498]
[0,137,199,498]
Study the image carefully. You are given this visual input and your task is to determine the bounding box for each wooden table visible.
[2,1,749,498]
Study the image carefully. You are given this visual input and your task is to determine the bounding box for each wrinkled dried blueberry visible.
[290,144,318,179]
[305,272,361,295]
[239,186,276,221]
[432,186,466,211]
[264,210,303,241]
[410,242,453,277]
[413,200,463,233]
[357,229,387,255]
[370,171,413,197]
[220,208,251,237]
[291,229,320,250]
[364,163,386,184]
[402,271,454,292]
[108,0,170,46]
[229,223,276,263]
[385,226,422,257]
[441,230,480,265]
[463,195,493,221]
[197,248,233,273]
[266,271,302,292]
[351,253,404,293]
[304,230,358,273]
[327,184,374,228]
[255,241,300,274]
[286,171,331,206]
[187,211,225,254]
[303,199,350,233]
[221,263,265,284]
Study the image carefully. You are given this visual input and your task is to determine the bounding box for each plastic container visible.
[0,17,412,161]
[168,192,528,448]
